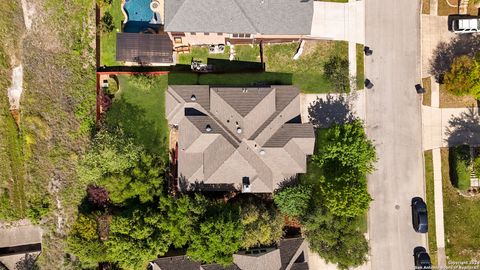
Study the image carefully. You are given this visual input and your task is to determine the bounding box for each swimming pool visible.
[124,0,153,23]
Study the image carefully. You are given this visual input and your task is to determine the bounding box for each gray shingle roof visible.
[153,255,200,270]
[164,0,313,35]
[166,86,314,193]
[264,124,315,148]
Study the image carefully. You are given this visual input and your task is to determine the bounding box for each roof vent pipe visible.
[205,124,212,132]
[190,94,197,101]
[236,127,242,134]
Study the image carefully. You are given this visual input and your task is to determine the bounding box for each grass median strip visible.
[424,150,438,266]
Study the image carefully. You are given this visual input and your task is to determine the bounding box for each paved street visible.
[364,0,427,269]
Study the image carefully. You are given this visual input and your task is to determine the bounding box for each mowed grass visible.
[177,46,231,65]
[264,40,348,93]
[424,150,438,266]
[439,83,477,108]
[356,44,364,90]
[441,148,480,261]
[100,0,123,66]
[106,75,169,158]
[422,77,432,106]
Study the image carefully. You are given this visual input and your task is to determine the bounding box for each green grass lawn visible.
[449,145,471,191]
[99,1,123,66]
[356,44,364,90]
[177,46,231,65]
[441,148,480,261]
[263,40,348,93]
[424,150,438,266]
[105,75,169,157]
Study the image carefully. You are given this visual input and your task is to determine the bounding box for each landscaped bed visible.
[264,40,349,93]
[441,148,480,261]
[440,83,477,108]
[105,74,169,157]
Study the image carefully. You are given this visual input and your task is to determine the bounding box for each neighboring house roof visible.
[151,237,308,270]
[164,0,313,35]
[166,85,315,193]
[116,33,173,63]
[152,255,200,270]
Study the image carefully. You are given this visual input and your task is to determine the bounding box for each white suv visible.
[450,16,480,33]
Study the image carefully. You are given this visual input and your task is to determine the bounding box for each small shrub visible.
[274,185,312,218]
[324,55,350,92]
[449,145,471,191]
[100,12,114,33]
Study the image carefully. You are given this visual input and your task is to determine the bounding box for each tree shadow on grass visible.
[430,34,480,83]
[307,94,356,129]
[445,107,480,147]
[105,99,166,155]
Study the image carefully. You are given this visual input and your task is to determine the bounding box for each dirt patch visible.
[439,83,477,108]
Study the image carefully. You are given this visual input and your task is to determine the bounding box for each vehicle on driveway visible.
[411,197,428,233]
[449,15,480,33]
[413,246,432,269]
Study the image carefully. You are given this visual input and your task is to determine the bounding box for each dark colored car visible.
[411,197,428,233]
[413,246,432,269]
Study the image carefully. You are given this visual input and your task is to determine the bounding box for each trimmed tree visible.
[444,55,480,98]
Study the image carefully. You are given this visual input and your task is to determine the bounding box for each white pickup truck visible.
[450,16,480,33]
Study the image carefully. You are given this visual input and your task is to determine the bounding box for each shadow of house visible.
[445,107,480,147]
[307,94,356,129]
[430,34,480,83]
[206,58,264,73]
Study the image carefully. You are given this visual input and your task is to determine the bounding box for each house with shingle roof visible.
[165,0,314,48]
[150,237,309,270]
[166,85,315,193]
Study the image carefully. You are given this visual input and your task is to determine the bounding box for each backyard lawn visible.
[424,151,438,266]
[105,75,169,157]
[263,40,349,93]
[99,1,123,66]
[441,148,480,261]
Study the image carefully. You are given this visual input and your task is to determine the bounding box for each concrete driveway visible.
[364,0,427,269]
[421,15,455,77]
[309,0,365,44]
[300,90,366,125]
[423,106,480,150]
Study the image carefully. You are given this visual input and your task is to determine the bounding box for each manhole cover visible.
[395,204,400,210]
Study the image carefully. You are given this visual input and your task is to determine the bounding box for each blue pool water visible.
[124,0,153,23]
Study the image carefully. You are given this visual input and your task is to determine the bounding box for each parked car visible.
[449,15,480,33]
[411,197,428,233]
[413,246,432,269]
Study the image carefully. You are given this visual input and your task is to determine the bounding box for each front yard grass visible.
[105,75,169,157]
[264,40,348,93]
[422,77,432,106]
[424,150,438,266]
[438,0,479,15]
[441,148,480,261]
[422,0,431,14]
[99,1,124,66]
[356,43,364,90]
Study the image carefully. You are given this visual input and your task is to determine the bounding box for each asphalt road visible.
[364,0,427,269]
